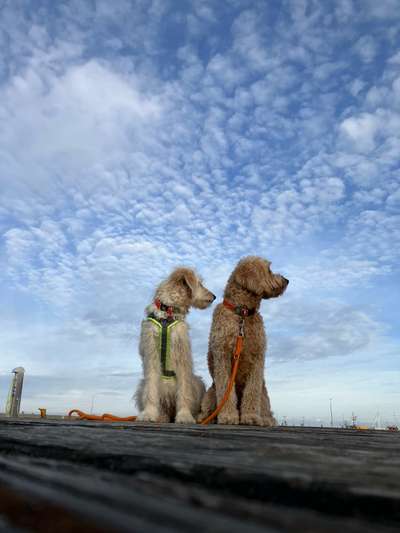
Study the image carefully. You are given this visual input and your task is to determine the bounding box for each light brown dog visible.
[198,256,288,426]
[136,267,215,424]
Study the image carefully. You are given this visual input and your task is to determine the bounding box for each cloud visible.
[340,113,380,152]
[267,297,384,362]
[353,35,378,63]
[362,0,400,19]
[0,58,161,200]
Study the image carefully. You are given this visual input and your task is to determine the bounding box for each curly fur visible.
[135,267,215,424]
[198,256,288,426]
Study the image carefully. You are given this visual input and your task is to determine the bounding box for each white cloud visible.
[353,35,378,63]
[268,299,383,362]
[348,78,365,97]
[363,0,400,19]
[340,113,380,152]
[387,188,400,206]
[0,59,161,198]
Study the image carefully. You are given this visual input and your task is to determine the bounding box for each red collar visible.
[223,299,256,317]
[154,299,182,318]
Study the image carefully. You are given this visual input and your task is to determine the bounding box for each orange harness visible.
[68,303,246,425]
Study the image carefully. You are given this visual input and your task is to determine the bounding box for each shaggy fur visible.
[198,256,288,426]
[136,267,215,424]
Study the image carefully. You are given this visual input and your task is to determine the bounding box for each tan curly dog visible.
[199,256,288,426]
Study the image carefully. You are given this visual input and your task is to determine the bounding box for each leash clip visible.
[239,317,245,338]
[235,305,249,318]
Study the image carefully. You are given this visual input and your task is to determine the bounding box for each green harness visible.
[146,314,180,380]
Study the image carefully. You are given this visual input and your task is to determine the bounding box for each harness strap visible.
[147,314,180,380]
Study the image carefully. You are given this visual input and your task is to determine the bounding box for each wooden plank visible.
[0,420,399,532]
[0,454,277,533]
[0,454,397,533]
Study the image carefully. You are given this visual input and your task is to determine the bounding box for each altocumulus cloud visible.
[0,0,399,423]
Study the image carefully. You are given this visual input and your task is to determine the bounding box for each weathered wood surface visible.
[0,420,399,532]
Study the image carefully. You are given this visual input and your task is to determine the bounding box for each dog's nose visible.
[211,293,216,301]
[283,277,289,285]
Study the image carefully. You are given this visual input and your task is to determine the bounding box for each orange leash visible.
[199,332,243,425]
[68,409,137,422]
[68,326,244,426]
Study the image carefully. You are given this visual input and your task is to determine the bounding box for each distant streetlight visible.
[329,398,334,427]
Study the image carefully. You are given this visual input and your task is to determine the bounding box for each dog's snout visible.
[283,277,289,285]
[211,293,216,301]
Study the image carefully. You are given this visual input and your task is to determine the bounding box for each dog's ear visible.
[234,258,266,295]
[170,268,198,296]
[182,268,198,296]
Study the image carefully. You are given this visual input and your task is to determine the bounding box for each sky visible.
[0,0,399,426]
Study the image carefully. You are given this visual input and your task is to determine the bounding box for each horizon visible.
[0,402,397,430]
[1,0,399,423]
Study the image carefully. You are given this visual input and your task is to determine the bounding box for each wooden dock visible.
[0,419,399,532]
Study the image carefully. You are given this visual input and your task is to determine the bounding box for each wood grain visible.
[0,420,398,532]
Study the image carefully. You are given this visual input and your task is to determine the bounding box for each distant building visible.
[5,367,25,417]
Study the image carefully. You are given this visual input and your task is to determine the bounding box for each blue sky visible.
[0,0,399,426]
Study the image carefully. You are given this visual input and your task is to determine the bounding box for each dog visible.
[198,256,288,426]
[136,267,215,424]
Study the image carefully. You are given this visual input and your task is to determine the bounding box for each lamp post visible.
[90,393,102,414]
[330,398,334,427]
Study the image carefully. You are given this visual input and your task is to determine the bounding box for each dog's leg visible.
[240,359,264,426]
[213,347,240,425]
[172,323,196,424]
[157,408,171,423]
[197,384,216,422]
[137,321,161,422]
[260,379,277,426]
[191,375,206,419]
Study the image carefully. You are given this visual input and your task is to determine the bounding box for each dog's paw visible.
[137,407,159,423]
[175,409,195,424]
[240,413,263,426]
[218,410,240,425]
